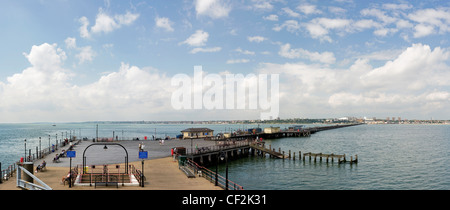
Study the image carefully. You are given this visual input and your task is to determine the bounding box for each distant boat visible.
[52,124,56,126]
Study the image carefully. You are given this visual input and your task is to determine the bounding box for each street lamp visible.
[24,139,26,162]
[216,151,229,190]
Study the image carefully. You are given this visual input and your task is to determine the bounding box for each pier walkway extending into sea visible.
[187,123,362,166]
[226,123,363,140]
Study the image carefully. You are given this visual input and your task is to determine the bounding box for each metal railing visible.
[16,164,52,190]
[1,163,16,184]
[187,140,251,156]
[184,158,244,190]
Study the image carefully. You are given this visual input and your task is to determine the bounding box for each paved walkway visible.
[44,139,217,167]
[0,139,222,190]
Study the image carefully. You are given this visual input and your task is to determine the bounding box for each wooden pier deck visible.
[187,141,357,166]
[186,123,362,166]
[226,123,362,140]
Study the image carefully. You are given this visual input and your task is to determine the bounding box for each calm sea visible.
[1,123,449,190]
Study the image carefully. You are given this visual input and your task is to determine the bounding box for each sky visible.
[1,0,450,123]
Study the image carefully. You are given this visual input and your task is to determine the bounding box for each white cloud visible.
[313,17,352,29]
[408,8,450,37]
[155,17,174,32]
[78,16,90,38]
[361,43,450,90]
[78,63,173,114]
[297,4,322,15]
[382,3,412,11]
[251,0,274,11]
[226,59,250,64]
[278,43,336,64]
[256,43,450,118]
[115,11,140,25]
[304,18,352,42]
[79,8,139,38]
[64,37,96,64]
[0,43,174,122]
[304,22,330,42]
[190,47,222,54]
[263,14,278,21]
[282,7,301,18]
[91,8,119,34]
[235,48,255,55]
[2,41,450,122]
[181,30,209,47]
[23,43,67,71]
[361,8,397,24]
[65,37,77,49]
[195,0,231,19]
[273,20,301,33]
[0,43,71,118]
[247,36,267,43]
[76,46,96,64]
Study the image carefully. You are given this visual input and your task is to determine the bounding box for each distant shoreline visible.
[2,119,450,125]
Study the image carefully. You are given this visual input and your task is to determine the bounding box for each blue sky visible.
[1,0,450,122]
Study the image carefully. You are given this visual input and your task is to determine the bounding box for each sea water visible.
[1,123,449,190]
[214,124,450,190]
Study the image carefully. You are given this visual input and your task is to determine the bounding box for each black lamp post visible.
[216,151,229,190]
[24,139,26,161]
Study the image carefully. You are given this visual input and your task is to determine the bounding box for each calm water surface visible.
[1,123,449,190]
[215,124,450,190]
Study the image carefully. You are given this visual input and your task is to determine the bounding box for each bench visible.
[94,175,118,188]
[180,166,196,178]
[53,155,61,163]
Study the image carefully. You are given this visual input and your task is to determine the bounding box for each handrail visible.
[185,158,244,190]
[188,140,251,156]
[16,165,52,190]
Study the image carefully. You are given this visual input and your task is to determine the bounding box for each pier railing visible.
[16,164,52,190]
[1,163,16,184]
[184,158,244,190]
[187,140,251,156]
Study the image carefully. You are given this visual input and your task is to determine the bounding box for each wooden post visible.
[282,151,285,160]
[289,150,291,159]
[293,152,295,161]
[299,151,301,160]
